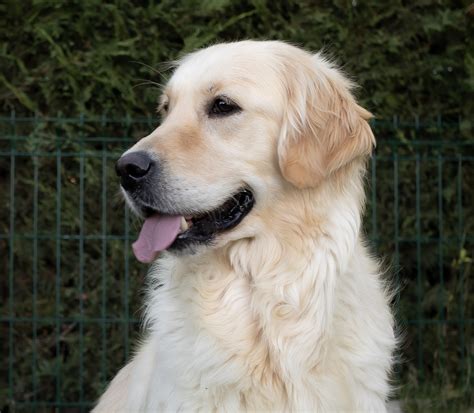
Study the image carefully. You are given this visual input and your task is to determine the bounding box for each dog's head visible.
[116,41,375,260]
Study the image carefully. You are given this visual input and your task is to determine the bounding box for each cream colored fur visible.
[94,40,395,412]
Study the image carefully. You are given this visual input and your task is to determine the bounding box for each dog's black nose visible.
[116,151,154,191]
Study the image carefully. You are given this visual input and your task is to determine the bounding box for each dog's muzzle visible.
[115,150,255,261]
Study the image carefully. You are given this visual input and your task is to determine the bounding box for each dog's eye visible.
[158,97,169,117]
[209,96,240,117]
[159,101,169,115]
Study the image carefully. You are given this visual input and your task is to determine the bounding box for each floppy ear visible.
[278,54,375,189]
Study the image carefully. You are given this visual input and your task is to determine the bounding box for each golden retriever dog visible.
[94,40,395,412]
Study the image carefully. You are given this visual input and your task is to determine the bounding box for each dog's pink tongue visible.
[132,214,181,263]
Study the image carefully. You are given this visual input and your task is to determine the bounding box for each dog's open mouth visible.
[132,189,254,262]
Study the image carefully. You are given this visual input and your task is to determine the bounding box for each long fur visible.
[94,40,395,412]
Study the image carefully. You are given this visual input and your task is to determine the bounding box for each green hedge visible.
[1,0,472,122]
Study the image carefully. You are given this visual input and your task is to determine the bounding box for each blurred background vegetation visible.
[0,0,472,412]
[1,0,472,119]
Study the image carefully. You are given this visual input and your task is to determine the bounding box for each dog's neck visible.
[228,160,366,263]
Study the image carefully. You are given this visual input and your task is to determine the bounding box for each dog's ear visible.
[278,54,375,189]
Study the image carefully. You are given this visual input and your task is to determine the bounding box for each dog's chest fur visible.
[136,250,286,411]
[124,226,394,412]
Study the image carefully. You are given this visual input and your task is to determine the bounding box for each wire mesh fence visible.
[0,114,472,411]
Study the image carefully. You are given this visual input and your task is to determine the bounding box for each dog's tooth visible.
[180,216,189,231]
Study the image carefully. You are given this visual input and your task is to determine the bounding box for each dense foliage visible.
[0,1,472,412]
[0,0,472,122]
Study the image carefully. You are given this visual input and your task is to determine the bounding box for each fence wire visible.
[0,114,472,411]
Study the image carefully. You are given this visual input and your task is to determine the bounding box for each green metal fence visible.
[0,114,472,412]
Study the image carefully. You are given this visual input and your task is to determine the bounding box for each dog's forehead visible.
[167,43,276,95]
